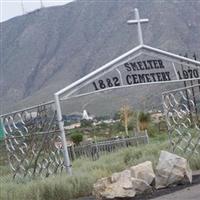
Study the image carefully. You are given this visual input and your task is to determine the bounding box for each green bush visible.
[138,112,150,123]
[71,133,83,145]
[147,122,159,137]
[80,119,93,127]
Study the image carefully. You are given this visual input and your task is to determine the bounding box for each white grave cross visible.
[127,8,149,45]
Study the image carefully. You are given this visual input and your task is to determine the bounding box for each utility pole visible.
[21,0,26,15]
[40,0,44,8]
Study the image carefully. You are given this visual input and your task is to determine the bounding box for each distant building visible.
[93,119,118,126]
[63,113,82,122]
[149,110,164,123]
[63,110,94,123]
[64,122,81,130]
[82,110,94,120]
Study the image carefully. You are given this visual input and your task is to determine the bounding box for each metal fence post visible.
[145,130,149,144]
[54,94,72,175]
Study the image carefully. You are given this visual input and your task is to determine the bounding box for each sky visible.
[0,0,74,22]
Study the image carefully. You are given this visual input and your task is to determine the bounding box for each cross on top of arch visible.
[127,8,149,45]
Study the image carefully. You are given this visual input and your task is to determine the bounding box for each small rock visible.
[130,161,155,185]
[155,151,192,189]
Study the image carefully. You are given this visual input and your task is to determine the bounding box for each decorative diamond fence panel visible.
[162,84,200,158]
[0,102,64,179]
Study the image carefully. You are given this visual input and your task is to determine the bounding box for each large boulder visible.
[131,177,152,194]
[93,170,135,200]
[130,161,155,185]
[93,177,111,200]
[155,151,192,189]
[93,169,152,200]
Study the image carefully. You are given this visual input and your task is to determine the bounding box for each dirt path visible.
[152,184,200,200]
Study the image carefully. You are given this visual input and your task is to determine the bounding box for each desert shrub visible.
[147,122,159,137]
[138,112,150,131]
[80,119,93,127]
[71,133,83,145]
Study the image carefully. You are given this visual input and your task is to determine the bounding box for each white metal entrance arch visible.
[54,8,200,175]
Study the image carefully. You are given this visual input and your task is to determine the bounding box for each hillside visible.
[1,0,200,114]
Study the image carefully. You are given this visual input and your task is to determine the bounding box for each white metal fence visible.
[0,102,64,179]
[162,84,200,158]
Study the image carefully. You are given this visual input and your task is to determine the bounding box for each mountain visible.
[1,0,200,115]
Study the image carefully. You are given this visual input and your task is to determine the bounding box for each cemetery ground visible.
[0,121,200,200]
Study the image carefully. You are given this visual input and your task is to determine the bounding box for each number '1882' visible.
[92,77,120,90]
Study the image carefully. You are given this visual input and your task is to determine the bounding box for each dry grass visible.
[0,136,199,200]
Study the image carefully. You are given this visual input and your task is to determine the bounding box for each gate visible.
[0,102,64,179]
[162,84,200,157]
